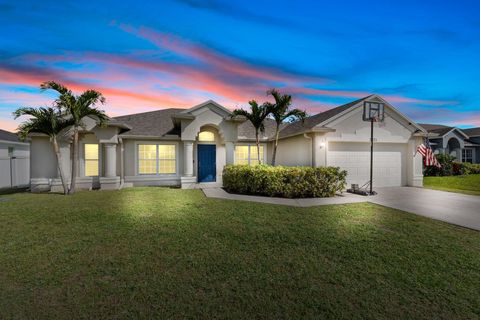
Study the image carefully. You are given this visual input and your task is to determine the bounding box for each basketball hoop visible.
[349,101,386,196]
[363,101,385,122]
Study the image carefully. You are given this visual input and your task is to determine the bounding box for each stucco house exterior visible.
[29,94,427,192]
[0,129,30,189]
[420,124,480,163]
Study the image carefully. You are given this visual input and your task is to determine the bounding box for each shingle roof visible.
[0,129,21,142]
[237,118,280,140]
[462,127,480,137]
[112,96,378,140]
[418,123,453,135]
[114,108,183,137]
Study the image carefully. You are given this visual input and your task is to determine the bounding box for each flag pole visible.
[370,118,374,195]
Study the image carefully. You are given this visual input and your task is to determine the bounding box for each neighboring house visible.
[419,124,480,163]
[0,129,30,188]
[29,94,427,192]
[462,127,480,163]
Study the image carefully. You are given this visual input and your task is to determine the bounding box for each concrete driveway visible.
[204,186,480,231]
[369,187,480,231]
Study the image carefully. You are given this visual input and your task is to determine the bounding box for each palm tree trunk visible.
[255,131,261,165]
[69,127,79,194]
[272,124,280,166]
[52,136,68,195]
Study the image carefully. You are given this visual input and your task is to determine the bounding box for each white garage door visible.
[327,142,406,187]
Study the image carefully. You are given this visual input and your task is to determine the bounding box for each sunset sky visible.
[1,0,479,132]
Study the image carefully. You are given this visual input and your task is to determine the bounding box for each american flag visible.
[416,139,441,168]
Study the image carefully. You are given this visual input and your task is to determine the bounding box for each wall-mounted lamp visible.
[319,142,326,149]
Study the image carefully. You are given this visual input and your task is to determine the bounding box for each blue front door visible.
[198,144,216,182]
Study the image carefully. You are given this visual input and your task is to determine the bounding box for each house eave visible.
[119,134,181,140]
[276,127,336,141]
[172,114,195,120]
[0,139,30,145]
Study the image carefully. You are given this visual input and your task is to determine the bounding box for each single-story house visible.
[29,94,427,192]
[419,124,480,163]
[0,129,30,188]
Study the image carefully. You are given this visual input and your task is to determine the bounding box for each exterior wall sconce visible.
[319,142,326,149]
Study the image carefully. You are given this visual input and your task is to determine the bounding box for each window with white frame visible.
[235,145,264,165]
[138,144,176,174]
[84,144,99,176]
[463,148,473,163]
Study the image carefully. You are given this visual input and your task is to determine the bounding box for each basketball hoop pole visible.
[347,100,383,196]
[370,118,374,194]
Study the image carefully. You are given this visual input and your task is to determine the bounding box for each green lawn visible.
[424,174,480,196]
[1,188,479,319]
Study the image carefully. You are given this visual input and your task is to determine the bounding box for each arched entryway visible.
[196,126,221,183]
[446,137,461,160]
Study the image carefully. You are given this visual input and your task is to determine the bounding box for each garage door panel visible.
[327,143,405,187]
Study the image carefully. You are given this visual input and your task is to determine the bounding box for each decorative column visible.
[407,136,424,187]
[184,141,194,176]
[225,141,234,165]
[104,143,117,177]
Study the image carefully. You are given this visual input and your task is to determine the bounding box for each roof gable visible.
[318,94,425,133]
[278,94,425,140]
[420,123,469,139]
[179,100,232,118]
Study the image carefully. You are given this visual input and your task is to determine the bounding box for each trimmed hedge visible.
[424,153,480,176]
[223,165,347,198]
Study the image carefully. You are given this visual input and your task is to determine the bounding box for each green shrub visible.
[463,162,480,174]
[424,153,480,176]
[424,153,455,176]
[222,165,347,198]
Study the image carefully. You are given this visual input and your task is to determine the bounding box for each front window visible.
[463,149,473,163]
[84,144,99,176]
[235,145,264,165]
[138,144,176,174]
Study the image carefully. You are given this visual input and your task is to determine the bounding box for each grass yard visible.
[424,174,480,196]
[1,188,480,319]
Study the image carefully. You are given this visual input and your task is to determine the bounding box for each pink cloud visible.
[0,24,463,126]
[120,24,331,85]
[449,116,480,127]
[289,87,457,106]
[0,118,19,132]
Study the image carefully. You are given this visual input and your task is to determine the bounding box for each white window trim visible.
[135,141,179,176]
[463,148,473,163]
[234,143,267,165]
[82,142,100,177]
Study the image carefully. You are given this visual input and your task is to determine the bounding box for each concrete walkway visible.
[202,187,480,231]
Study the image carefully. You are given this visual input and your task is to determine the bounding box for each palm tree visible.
[232,100,272,164]
[41,81,108,194]
[267,89,307,166]
[14,107,74,194]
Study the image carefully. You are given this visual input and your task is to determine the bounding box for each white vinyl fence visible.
[0,143,30,189]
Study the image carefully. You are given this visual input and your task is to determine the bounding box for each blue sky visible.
[1,0,479,131]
